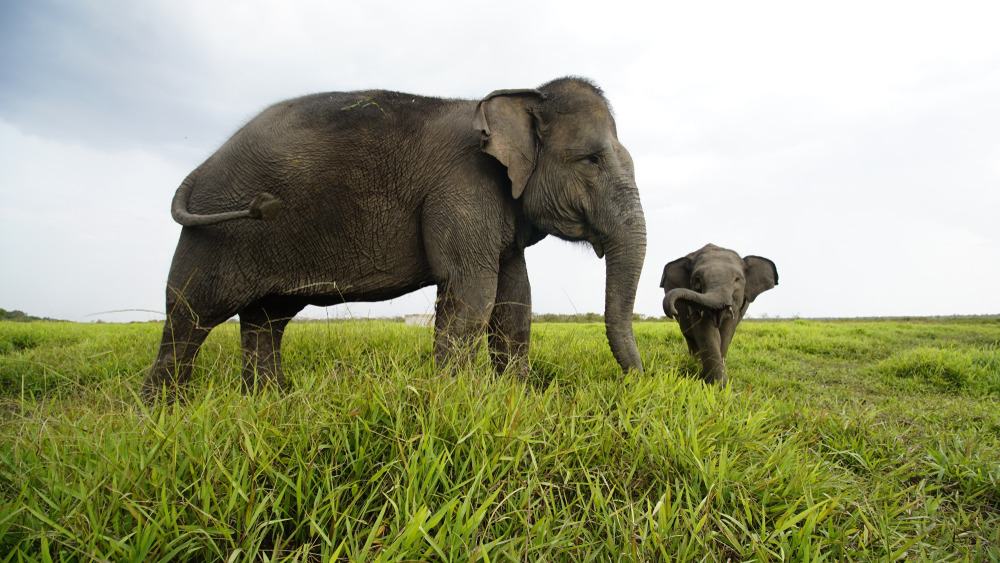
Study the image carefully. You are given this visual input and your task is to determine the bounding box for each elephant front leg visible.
[694,330,728,387]
[675,304,700,356]
[681,313,728,386]
[488,252,531,377]
[433,273,498,372]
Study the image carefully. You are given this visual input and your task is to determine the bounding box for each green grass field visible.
[1,318,998,561]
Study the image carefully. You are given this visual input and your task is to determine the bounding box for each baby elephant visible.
[660,244,778,385]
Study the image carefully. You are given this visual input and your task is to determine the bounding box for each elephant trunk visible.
[602,212,647,373]
[663,288,730,319]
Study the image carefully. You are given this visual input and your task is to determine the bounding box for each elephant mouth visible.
[581,225,608,259]
[590,237,605,259]
[688,303,736,328]
[546,220,606,258]
[665,287,739,326]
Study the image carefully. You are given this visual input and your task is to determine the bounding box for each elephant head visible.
[474,78,647,372]
[660,244,778,385]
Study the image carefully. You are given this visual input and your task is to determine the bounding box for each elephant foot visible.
[141,363,191,405]
[240,367,288,394]
[700,371,728,387]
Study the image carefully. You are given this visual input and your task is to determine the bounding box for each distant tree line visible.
[0,308,60,322]
[531,313,661,323]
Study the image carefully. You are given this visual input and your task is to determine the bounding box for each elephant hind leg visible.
[239,298,304,393]
[143,291,231,403]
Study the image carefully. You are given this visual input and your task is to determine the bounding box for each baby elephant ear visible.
[743,256,778,302]
[473,89,545,199]
[660,257,691,290]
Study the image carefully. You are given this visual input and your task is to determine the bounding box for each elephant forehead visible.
[697,246,742,264]
[694,257,744,279]
[546,111,615,149]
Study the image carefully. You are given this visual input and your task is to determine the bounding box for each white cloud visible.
[2,0,1000,321]
[0,121,182,320]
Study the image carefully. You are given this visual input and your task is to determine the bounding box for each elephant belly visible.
[301,278,435,307]
[264,220,435,304]
[174,219,436,311]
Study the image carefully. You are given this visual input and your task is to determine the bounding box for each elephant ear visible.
[660,257,691,290]
[743,255,778,302]
[473,89,545,199]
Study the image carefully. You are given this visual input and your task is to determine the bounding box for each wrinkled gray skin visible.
[143,77,647,401]
[661,244,777,386]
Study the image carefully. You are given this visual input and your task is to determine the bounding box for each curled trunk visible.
[663,288,729,318]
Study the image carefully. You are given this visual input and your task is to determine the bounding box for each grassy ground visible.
[1,318,998,561]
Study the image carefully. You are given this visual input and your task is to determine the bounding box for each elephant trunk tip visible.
[663,297,679,319]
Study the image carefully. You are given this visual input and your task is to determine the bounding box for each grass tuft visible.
[876,346,1000,395]
[1,318,999,560]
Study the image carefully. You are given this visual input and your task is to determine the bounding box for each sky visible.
[1,0,999,322]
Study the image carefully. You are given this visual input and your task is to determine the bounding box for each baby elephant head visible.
[660,244,778,386]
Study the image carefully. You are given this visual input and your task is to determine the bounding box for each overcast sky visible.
[2,0,999,322]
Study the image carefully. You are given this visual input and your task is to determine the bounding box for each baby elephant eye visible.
[586,154,600,165]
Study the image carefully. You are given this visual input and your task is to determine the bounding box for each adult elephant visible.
[144,77,647,401]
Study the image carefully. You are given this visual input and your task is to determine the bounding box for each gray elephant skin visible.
[144,77,647,401]
[660,244,778,386]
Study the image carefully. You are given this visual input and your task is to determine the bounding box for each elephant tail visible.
[171,175,283,227]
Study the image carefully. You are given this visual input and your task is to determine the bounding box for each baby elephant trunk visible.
[663,288,731,319]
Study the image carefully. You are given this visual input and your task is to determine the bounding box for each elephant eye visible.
[585,154,600,166]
